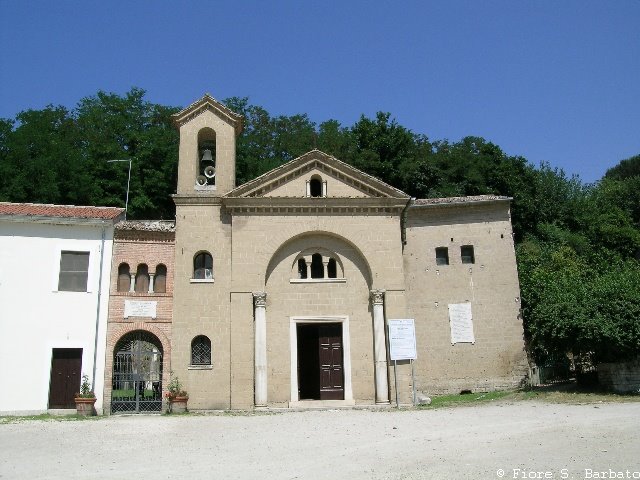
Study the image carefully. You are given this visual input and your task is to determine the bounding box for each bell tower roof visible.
[171,93,244,135]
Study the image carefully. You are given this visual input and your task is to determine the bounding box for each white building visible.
[0,203,124,415]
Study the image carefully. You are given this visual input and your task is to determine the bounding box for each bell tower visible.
[171,94,243,197]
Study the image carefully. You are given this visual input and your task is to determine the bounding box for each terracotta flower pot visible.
[74,397,97,416]
[169,396,188,413]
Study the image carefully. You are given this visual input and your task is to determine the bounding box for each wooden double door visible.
[297,323,344,400]
[48,348,82,409]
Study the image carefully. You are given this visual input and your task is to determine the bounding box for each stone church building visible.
[105,94,528,413]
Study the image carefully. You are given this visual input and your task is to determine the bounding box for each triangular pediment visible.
[225,150,409,199]
[171,93,244,135]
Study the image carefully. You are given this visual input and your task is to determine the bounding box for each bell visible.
[201,149,213,162]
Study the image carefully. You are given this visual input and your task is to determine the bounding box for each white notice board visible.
[448,303,475,344]
[388,319,417,360]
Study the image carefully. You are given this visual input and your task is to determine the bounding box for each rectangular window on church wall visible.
[435,247,449,265]
[461,245,475,264]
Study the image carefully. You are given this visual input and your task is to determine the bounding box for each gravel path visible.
[1,401,639,480]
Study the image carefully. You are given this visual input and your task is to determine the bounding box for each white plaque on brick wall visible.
[124,300,157,319]
[448,303,474,344]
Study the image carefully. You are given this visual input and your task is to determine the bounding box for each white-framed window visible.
[192,251,213,282]
[306,174,327,198]
[58,251,90,292]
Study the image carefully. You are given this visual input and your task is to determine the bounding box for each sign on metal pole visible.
[388,319,417,360]
[388,319,417,407]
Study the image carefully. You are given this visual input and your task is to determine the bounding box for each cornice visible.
[223,196,407,215]
[172,194,224,206]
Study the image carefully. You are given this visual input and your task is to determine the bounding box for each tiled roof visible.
[413,195,511,206]
[115,220,175,232]
[0,202,125,220]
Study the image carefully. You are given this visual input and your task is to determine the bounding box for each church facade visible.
[165,94,528,409]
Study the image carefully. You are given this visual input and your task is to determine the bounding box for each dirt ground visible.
[1,401,639,480]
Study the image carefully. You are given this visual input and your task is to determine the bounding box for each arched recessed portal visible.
[264,232,373,406]
[111,330,163,413]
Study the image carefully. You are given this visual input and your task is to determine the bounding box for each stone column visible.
[322,258,329,279]
[148,273,155,293]
[304,256,312,279]
[253,292,268,407]
[129,274,136,293]
[370,289,389,403]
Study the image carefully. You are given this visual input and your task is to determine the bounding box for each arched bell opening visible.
[196,127,216,188]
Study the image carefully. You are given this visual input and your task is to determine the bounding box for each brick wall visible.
[103,228,175,414]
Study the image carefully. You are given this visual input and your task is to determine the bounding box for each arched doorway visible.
[264,232,373,405]
[111,330,163,413]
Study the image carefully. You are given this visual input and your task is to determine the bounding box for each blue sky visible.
[1,1,638,183]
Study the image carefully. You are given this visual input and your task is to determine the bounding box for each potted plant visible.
[165,372,188,413]
[74,374,97,416]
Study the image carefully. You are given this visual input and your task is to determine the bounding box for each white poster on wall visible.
[388,319,417,360]
[448,303,474,344]
[124,300,157,319]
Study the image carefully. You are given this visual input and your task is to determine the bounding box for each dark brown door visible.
[319,324,344,400]
[297,323,345,400]
[48,348,82,408]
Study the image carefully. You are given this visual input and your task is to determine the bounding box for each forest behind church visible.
[1,88,639,371]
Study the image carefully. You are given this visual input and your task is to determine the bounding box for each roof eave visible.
[0,213,125,226]
[410,197,512,209]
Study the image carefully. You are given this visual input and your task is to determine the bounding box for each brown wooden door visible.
[48,348,82,408]
[318,324,344,400]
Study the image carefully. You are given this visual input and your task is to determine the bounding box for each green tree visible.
[75,88,179,218]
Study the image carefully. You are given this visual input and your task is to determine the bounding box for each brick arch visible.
[103,323,172,415]
[109,322,171,356]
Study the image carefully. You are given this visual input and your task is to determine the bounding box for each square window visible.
[461,245,475,264]
[435,247,449,266]
[58,251,89,291]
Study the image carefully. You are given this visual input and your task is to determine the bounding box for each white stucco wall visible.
[0,220,114,414]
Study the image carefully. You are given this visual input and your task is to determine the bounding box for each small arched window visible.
[327,258,337,279]
[155,264,167,293]
[117,263,130,292]
[309,176,323,197]
[135,264,150,293]
[194,252,213,279]
[191,335,212,365]
[310,253,324,278]
[298,258,308,279]
[291,250,345,282]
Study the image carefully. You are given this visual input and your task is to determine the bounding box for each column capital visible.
[253,292,267,307]
[370,289,386,305]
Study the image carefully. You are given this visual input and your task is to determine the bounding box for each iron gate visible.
[111,330,163,413]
